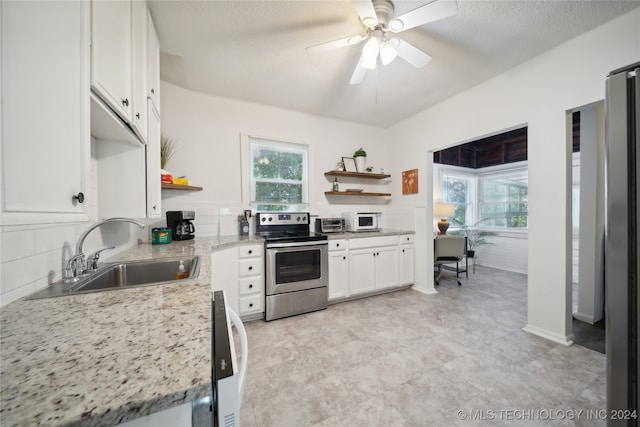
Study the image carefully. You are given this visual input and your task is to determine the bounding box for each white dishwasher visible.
[118,291,247,427]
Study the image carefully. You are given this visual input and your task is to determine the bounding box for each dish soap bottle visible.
[332,177,339,192]
[175,260,189,280]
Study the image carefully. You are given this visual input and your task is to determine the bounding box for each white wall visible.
[574,103,605,324]
[387,9,640,344]
[159,81,396,235]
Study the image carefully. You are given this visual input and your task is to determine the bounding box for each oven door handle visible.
[267,240,328,249]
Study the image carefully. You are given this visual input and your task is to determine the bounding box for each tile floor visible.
[238,266,606,426]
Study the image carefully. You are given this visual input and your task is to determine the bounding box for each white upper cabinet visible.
[90,0,133,123]
[147,10,160,113]
[90,0,152,144]
[0,1,90,225]
[146,101,162,218]
[131,0,148,142]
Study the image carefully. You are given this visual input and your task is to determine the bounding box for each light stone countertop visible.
[0,235,260,427]
[0,230,412,426]
[320,228,414,239]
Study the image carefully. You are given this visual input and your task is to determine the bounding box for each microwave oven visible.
[315,218,345,233]
[342,212,380,232]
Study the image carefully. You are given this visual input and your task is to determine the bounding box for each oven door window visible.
[275,249,322,284]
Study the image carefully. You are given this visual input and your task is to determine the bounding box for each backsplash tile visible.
[0,229,35,263]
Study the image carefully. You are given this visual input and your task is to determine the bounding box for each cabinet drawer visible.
[238,259,262,277]
[239,294,263,314]
[328,239,347,251]
[349,235,398,249]
[239,276,262,296]
[400,234,414,244]
[238,244,263,259]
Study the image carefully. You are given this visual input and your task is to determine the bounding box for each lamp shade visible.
[434,203,455,218]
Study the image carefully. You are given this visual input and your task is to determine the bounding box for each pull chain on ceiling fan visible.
[306,0,457,85]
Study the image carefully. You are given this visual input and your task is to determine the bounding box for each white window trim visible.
[240,133,314,212]
[434,161,529,231]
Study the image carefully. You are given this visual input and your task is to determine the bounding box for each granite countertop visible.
[0,230,412,426]
[0,235,261,427]
[321,229,414,239]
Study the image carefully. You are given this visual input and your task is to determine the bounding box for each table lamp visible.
[434,203,455,235]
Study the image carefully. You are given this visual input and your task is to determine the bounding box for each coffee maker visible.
[166,211,195,240]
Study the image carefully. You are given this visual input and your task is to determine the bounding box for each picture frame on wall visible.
[342,157,357,172]
[402,169,418,194]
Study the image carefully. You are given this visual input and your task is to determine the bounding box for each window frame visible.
[435,162,528,232]
[241,134,311,212]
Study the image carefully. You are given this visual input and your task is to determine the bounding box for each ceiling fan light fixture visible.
[379,41,398,65]
[361,37,379,69]
[389,18,404,32]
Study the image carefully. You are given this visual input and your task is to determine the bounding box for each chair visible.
[434,235,466,286]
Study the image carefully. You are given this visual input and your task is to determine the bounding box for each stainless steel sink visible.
[27,256,201,299]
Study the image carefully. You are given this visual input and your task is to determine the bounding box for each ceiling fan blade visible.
[392,38,432,68]
[352,0,378,28]
[306,35,365,54]
[349,53,368,85]
[388,0,458,33]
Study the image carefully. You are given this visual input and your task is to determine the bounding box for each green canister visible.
[152,227,172,244]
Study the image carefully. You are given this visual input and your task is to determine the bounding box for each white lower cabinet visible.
[399,234,415,285]
[211,243,264,320]
[329,235,407,301]
[328,240,348,301]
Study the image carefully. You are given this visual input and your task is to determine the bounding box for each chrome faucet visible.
[63,218,146,283]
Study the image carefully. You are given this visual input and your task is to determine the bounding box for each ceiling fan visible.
[306,0,457,84]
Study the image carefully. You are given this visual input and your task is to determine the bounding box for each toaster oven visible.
[315,218,345,233]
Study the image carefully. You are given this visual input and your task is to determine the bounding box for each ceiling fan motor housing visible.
[373,0,394,29]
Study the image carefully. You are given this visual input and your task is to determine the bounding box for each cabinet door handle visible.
[151,88,155,94]
[402,249,405,253]
[249,284,253,289]
[122,98,129,107]
[336,243,340,247]
[248,250,252,254]
[343,256,346,260]
[249,303,253,308]
[136,112,140,119]
[248,266,253,271]
[73,192,85,204]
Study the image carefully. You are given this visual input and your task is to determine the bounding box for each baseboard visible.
[523,324,574,345]
[572,311,596,324]
[412,285,438,295]
[478,262,528,275]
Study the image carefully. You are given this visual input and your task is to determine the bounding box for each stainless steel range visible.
[255,212,328,321]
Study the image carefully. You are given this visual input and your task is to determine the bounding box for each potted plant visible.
[353,147,367,172]
[450,219,497,262]
[160,134,176,169]
[160,134,176,184]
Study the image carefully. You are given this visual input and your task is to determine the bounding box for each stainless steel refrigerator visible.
[605,62,639,426]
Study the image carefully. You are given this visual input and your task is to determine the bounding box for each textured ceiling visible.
[149,0,640,128]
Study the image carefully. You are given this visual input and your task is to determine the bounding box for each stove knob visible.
[261,217,266,222]
[297,216,301,221]
[268,217,273,222]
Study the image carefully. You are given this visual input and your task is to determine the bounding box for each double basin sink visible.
[28,256,201,299]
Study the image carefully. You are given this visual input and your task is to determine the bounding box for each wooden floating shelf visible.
[161,183,203,191]
[324,171,391,179]
[325,191,391,197]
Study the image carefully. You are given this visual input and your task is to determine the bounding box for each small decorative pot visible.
[354,156,366,172]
